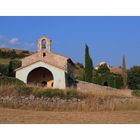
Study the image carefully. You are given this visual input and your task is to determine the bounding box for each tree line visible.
[0,49,30,59]
[76,44,140,90]
[0,60,21,77]
[0,45,140,90]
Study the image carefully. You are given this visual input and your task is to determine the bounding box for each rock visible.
[67,99,72,102]
[56,97,60,101]
[5,96,10,100]
[77,99,81,102]
[25,97,29,100]
[72,98,77,102]
[60,99,66,104]
[52,97,57,102]
[46,98,51,102]
[29,95,35,100]
[21,96,25,99]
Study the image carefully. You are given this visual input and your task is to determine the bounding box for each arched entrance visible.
[27,67,54,88]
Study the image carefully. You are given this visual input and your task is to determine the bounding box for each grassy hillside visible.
[0,58,11,64]
[0,47,33,54]
[0,48,33,65]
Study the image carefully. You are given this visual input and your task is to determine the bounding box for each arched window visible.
[41,39,47,50]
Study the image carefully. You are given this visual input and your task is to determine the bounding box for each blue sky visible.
[0,16,140,68]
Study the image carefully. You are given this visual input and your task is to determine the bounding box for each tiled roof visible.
[16,51,71,72]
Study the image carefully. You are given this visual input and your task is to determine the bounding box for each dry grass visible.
[0,58,11,64]
[1,85,140,112]
[0,107,140,124]
[0,85,18,96]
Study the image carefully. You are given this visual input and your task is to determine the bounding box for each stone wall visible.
[76,80,132,96]
[0,94,83,111]
[0,93,139,111]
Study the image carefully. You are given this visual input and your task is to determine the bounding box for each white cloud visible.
[0,34,35,51]
[9,38,19,45]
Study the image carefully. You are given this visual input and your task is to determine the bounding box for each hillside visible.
[0,47,25,54]
[0,47,33,65]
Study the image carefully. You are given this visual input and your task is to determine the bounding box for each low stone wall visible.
[0,93,139,111]
[76,80,132,96]
[0,94,84,111]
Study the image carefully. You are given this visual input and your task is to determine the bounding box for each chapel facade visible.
[15,36,74,89]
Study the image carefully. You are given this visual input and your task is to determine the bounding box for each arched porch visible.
[27,67,54,88]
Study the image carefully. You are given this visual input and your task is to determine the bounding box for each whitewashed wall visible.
[16,61,66,89]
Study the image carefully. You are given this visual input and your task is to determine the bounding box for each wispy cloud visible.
[0,34,35,51]
[9,38,19,45]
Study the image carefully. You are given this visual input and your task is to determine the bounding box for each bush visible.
[93,69,123,89]
[66,90,83,99]
[9,60,21,77]
[0,64,9,76]
[127,66,140,90]
[0,76,25,86]
[132,90,140,97]
[33,88,83,99]
[16,86,32,95]
[16,86,84,99]
[0,49,29,59]
[34,88,64,98]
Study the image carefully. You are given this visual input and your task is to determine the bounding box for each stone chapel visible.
[15,36,74,89]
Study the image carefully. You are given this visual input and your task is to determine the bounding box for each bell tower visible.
[38,36,51,56]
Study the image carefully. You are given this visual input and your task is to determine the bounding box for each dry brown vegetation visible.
[0,85,140,112]
[1,85,140,123]
[0,107,140,124]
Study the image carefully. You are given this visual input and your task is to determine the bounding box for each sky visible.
[0,16,140,68]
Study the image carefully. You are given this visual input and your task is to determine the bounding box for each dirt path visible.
[0,107,140,124]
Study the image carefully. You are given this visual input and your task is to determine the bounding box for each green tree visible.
[127,66,140,90]
[10,49,17,59]
[122,55,128,88]
[84,44,93,82]
[93,64,123,89]
[0,64,9,76]
[9,60,21,77]
[96,63,110,74]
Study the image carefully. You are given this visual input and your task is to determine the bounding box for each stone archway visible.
[27,67,54,88]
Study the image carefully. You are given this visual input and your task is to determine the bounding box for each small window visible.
[43,52,46,57]
[41,39,46,50]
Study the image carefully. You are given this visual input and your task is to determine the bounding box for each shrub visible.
[127,66,140,90]
[16,86,32,95]
[0,76,25,86]
[0,64,9,76]
[93,70,123,89]
[132,90,140,97]
[66,90,83,99]
[8,60,21,77]
[34,88,64,98]
[28,87,84,99]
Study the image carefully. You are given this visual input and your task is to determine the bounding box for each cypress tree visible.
[84,44,93,82]
[122,55,128,88]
